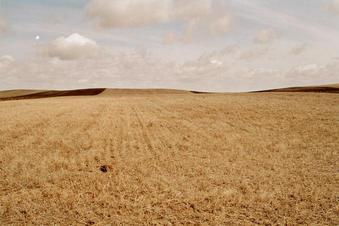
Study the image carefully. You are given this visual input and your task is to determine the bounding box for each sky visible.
[0,0,339,92]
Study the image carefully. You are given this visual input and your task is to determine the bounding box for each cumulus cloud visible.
[87,0,232,43]
[46,33,99,60]
[0,50,180,90]
[1,42,338,92]
[254,29,278,44]
[328,0,339,15]
[172,44,339,91]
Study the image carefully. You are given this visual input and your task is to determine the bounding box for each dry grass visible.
[0,91,338,225]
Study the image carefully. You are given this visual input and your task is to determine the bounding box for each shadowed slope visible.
[100,88,190,96]
[0,88,190,101]
[256,85,339,94]
[0,89,106,101]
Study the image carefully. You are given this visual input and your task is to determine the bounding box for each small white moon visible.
[35,35,40,40]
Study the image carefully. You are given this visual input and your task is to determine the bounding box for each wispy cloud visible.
[234,0,339,45]
[1,42,338,92]
[1,0,339,91]
[86,0,233,43]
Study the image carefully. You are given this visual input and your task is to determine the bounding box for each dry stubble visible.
[0,92,338,225]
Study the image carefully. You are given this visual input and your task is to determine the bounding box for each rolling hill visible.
[0,84,338,101]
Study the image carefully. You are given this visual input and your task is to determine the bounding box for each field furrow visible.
[0,93,338,225]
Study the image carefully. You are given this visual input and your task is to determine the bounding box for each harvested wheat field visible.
[0,90,338,225]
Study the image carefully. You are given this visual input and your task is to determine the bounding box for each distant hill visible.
[0,89,105,101]
[0,88,189,101]
[0,84,338,101]
[101,89,190,96]
[255,84,339,94]
[0,90,46,99]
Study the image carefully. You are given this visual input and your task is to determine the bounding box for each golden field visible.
[0,89,338,225]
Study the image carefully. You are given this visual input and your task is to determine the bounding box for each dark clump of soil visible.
[99,165,112,173]
[86,220,95,225]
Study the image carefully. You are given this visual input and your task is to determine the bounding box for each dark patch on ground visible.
[0,88,106,101]
[254,86,339,94]
[99,165,112,173]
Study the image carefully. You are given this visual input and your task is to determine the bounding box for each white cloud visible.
[254,29,278,44]
[87,0,232,43]
[170,43,339,91]
[1,42,338,92]
[329,0,339,15]
[0,55,15,69]
[46,33,99,60]
[210,59,223,67]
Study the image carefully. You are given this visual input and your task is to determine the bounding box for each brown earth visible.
[0,89,338,225]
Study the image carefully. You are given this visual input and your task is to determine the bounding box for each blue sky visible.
[0,0,339,91]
